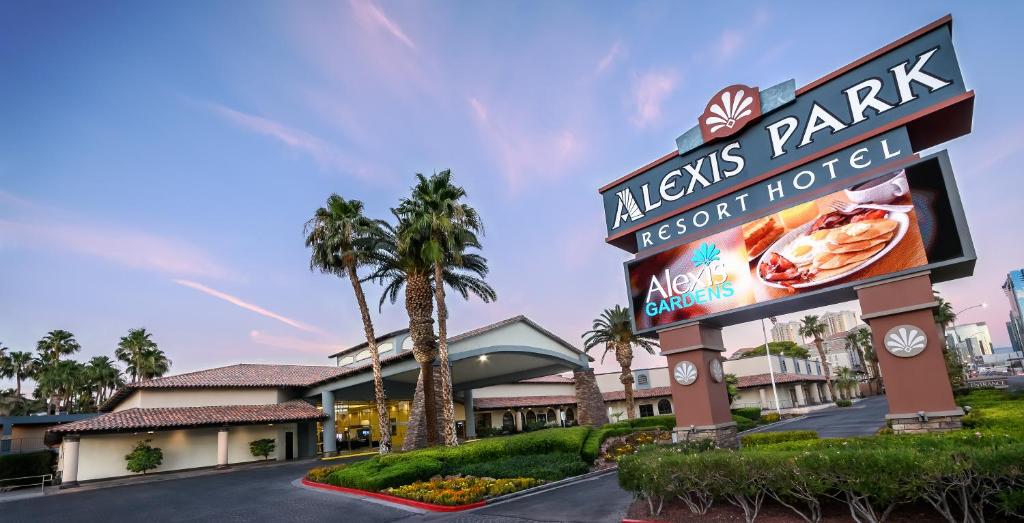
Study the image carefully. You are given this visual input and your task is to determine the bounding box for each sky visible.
[3,2,1023,391]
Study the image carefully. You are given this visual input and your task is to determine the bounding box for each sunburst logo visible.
[699,84,762,142]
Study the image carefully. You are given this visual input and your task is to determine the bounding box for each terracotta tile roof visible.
[602,386,672,402]
[49,400,325,434]
[737,373,826,388]
[474,395,579,409]
[519,375,574,384]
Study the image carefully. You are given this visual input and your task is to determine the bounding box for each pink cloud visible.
[174,279,323,334]
[630,70,679,128]
[0,191,230,279]
[715,30,745,62]
[349,0,416,50]
[467,96,585,191]
[596,41,624,73]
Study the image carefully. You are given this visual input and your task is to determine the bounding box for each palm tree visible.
[834,367,858,400]
[582,305,658,420]
[369,221,496,448]
[844,330,870,379]
[933,294,957,333]
[395,170,487,447]
[305,194,393,454]
[115,328,158,382]
[799,315,836,401]
[5,351,36,400]
[36,330,80,365]
[130,347,171,380]
[86,356,123,406]
[855,327,881,393]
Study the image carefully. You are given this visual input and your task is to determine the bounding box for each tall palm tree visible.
[933,294,957,333]
[305,194,393,454]
[395,170,487,447]
[844,330,870,379]
[369,221,496,448]
[36,330,80,365]
[130,347,171,381]
[855,327,881,393]
[834,367,858,400]
[86,356,123,406]
[115,328,158,382]
[582,305,658,420]
[799,315,836,400]
[5,351,36,400]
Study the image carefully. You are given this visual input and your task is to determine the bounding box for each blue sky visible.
[3,2,1023,389]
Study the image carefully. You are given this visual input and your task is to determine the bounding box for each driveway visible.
[748,394,889,438]
[4,459,631,523]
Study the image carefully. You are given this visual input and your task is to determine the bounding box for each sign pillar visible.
[659,322,737,448]
[856,271,963,433]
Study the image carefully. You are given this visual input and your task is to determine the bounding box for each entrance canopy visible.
[306,315,591,400]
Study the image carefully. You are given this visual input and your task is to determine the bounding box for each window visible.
[779,356,787,373]
[356,350,371,361]
[564,408,575,424]
[401,336,414,352]
[657,399,673,414]
[639,404,654,417]
[377,342,393,354]
[795,360,801,374]
[526,410,537,423]
[476,413,492,431]
[338,356,354,366]
[502,412,515,430]
[637,374,649,386]
[536,413,547,424]
[547,409,557,425]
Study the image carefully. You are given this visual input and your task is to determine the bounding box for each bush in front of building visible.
[835,398,853,407]
[760,412,781,423]
[740,430,818,447]
[457,452,588,481]
[319,426,592,491]
[625,415,676,431]
[383,476,543,506]
[306,463,347,483]
[0,450,56,481]
[249,438,276,460]
[730,407,762,421]
[125,439,163,475]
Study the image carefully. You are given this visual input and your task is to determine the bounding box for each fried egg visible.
[782,234,827,266]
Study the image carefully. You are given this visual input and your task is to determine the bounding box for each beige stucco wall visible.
[112,388,282,411]
[594,367,670,393]
[10,425,50,453]
[473,382,575,398]
[63,423,298,482]
[452,321,583,363]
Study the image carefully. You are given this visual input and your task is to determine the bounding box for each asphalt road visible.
[3,459,631,523]
[749,394,889,437]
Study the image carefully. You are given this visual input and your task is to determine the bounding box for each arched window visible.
[564,408,575,424]
[657,399,672,415]
[377,342,393,355]
[502,412,515,430]
[356,350,371,361]
[401,336,414,352]
[546,409,556,425]
[526,410,537,423]
[338,356,354,366]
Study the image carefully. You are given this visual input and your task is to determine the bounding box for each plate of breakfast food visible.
[755,207,908,289]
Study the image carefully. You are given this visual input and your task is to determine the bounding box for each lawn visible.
[619,389,1024,522]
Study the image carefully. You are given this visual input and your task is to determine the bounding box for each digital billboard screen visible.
[625,152,973,333]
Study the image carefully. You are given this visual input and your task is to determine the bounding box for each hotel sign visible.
[599,16,977,334]
[600,16,973,254]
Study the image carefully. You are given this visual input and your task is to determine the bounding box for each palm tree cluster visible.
[0,328,170,415]
[799,315,837,400]
[582,305,658,420]
[304,169,495,453]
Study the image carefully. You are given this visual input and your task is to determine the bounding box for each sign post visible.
[598,15,976,439]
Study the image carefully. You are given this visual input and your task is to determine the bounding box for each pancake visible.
[827,231,894,254]
[817,242,886,270]
[826,219,898,244]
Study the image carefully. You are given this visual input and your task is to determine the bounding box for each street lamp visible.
[955,303,987,317]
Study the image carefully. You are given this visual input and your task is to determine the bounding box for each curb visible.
[300,478,485,512]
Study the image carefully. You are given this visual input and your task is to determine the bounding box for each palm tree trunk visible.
[346,265,392,454]
[433,262,458,447]
[616,342,637,420]
[406,272,439,446]
[15,376,21,399]
[815,338,837,400]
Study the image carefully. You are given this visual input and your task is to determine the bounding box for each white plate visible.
[755,212,909,289]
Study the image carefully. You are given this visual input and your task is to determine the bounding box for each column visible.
[572,369,610,426]
[555,407,563,427]
[794,384,807,406]
[463,389,476,439]
[857,272,963,433]
[60,434,80,489]
[217,427,229,468]
[822,383,833,402]
[659,322,737,448]
[758,388,769,409]
[809,382,821,404]
[321,390,337,456]
[513,409,522,432]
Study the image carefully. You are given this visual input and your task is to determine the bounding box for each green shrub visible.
[582,426,633,463]
[835,399,852,407]
[760,412,780,423]
[306,464,347,483]
[249,438,276,460]
[731,407,762,421]
[627,415,675,430]
[125,439,163,474]
[733,415,757,432]
[330,456,443,491]
[740,430,818,447]
[0,450,55,480]
[456,452,588,481]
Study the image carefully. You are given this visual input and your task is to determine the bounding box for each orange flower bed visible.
[383,476,542,506]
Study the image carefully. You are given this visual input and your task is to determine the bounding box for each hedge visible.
[740,430,818,447]
[322,426,592,491]
[457,452,589,481]
[0,451,56,481]
[619,443,1024,521]
[731,407,762,421]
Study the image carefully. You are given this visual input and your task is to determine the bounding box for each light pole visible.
[954,303,987,317]
[760,316,782,415]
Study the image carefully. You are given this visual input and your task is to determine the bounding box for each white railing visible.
[0,473,52,493]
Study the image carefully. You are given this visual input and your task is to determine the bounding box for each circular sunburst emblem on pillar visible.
[674,361,698,386]
[883,325,928,357]
[709,358,724,383]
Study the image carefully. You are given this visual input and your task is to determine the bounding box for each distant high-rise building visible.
[822,310,859,337]
[946,322,994,359]
[770,321,802,344]
[1004,270,1024,353]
